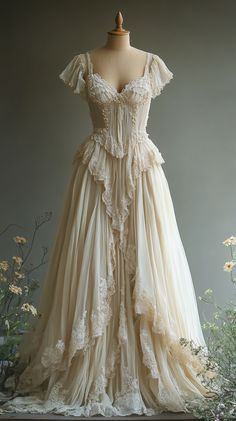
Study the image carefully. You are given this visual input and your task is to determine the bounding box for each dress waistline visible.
[87,127,150,158]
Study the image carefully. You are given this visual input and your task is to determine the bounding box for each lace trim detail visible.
[59,52,173,102]
[140,329,159,378]
[105,344,121,379]
[41,339,65,368]
[90,274,116,337]
[69,310,91,355]
[4,365,157,416]
[67,232,117,365]
[118,302,128,344]
[87,73,151,105]
[73,131,164,252]
[82,128,150,159]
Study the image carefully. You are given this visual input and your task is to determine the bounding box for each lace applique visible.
[115,368,139,401]
[41,339,65,368]
[105,345,121,379]
[91,275,114,337]
[140,329,159,378]
[118,302,128,344]
[67,233,116,363]
[88,366,107,403]
[69,310,91,357]
[83,128,150,159]
[87,73,151,106]
[47,381,67,406]
[114,367,156,415]
[73,132,164,253]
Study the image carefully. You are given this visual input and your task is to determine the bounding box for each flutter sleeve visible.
[59,54,87,99]
[149,53,173,99]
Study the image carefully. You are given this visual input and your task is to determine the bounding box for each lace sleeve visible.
[59,54,86,99]
[150,54,173,99]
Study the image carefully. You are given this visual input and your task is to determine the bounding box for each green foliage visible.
[0,211,52,390]
[184,236,236,421]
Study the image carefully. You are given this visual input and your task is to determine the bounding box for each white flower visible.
[12,256,23,267]
[9,284,22,295]
[222,236,236,246]
[29,305,37,316]
[223,261,236,272]
[15,271,26,279]
[13,236,27,245]
[21,303,37,316]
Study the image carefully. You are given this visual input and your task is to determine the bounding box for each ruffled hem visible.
[1,390,170,417]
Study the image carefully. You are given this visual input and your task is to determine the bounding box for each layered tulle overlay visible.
[2,50,210,417]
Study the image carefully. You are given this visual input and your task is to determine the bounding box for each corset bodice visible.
[59,50,173,159]
[59,50,173,247]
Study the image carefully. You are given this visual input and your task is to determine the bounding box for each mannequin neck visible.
[104,32,131,50]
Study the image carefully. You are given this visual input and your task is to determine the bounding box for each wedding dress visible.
[1,50,209,417]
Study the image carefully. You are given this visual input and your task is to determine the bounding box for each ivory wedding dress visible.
[2,50,209,417]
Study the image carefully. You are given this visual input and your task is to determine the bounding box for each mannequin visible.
[87,11,147,94]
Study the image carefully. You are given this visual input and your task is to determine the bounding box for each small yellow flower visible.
[21,303,37,316]
[9,284,23,295]
[0,260,9,271]
[29,305,37,316]
[12,256,23,267]
[223,261,236,272]
[13,236,27,245]
[222,236,236,246]
[15,271,26,279]
[21,303,30,311]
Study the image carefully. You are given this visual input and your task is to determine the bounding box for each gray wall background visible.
[1,0,236,327]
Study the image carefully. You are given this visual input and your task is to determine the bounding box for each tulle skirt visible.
[2,140,209,417]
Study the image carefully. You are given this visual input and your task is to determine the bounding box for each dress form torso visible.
[86,33,149,94]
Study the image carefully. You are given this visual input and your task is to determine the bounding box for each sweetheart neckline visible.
[89,72,150,96]
[86,51,151,96]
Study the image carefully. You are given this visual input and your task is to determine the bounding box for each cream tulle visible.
[1,51,209,417]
